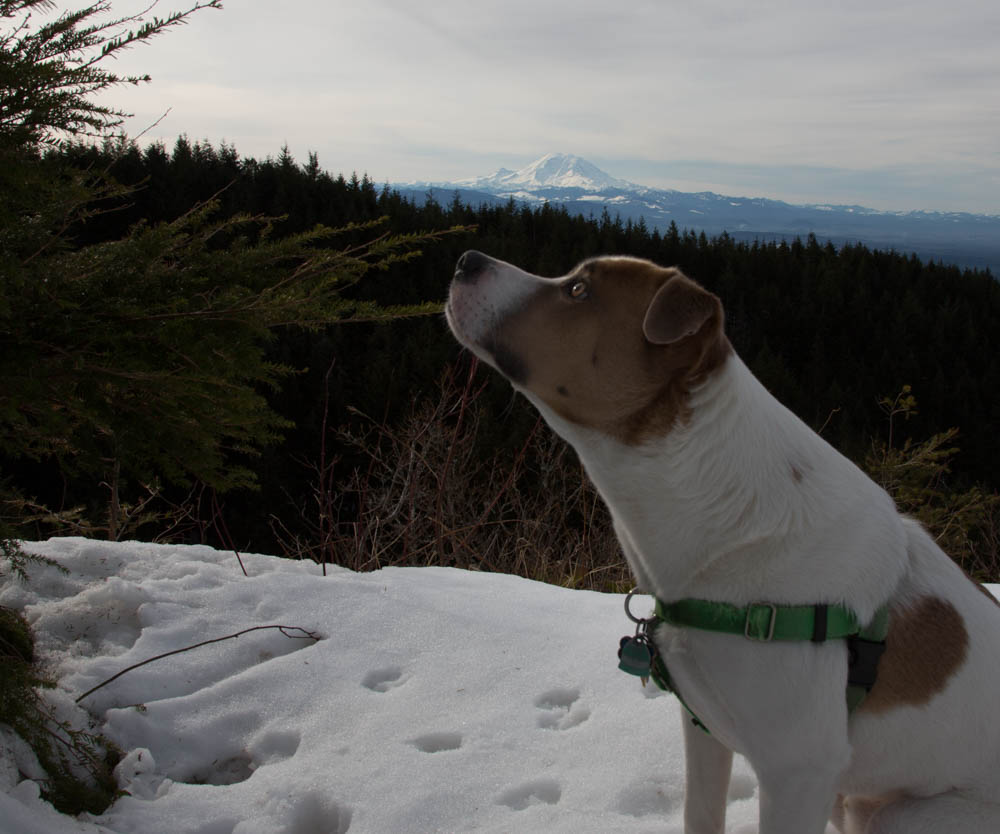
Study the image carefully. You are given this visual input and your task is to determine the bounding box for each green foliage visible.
[1,535,64,580]
[0,603,120,814]
[865,387,1000,578]
[0,601,33,661]
[0,0,223,148]
[1,1,460,540]
[1,192,440,487]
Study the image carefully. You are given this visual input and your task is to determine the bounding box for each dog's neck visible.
[527,353,906,618]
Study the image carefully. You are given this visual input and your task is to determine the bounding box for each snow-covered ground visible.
[1,539,997,834]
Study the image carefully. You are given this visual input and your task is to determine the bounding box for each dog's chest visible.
[651,621,853,758]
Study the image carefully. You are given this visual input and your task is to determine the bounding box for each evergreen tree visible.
[0,0,445,540]
[0,0,223,148]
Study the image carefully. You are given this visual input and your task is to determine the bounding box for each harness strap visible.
[654,598,868,643]
[644,598,890,733]
[845,605,890,711]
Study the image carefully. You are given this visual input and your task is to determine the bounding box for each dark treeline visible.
[20,137,1000,554]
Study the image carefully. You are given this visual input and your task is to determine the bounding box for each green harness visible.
[618,593,890,733]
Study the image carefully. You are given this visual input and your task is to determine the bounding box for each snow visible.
[462,153,634,192]
[2,539,997,834]
[577,195,629,205]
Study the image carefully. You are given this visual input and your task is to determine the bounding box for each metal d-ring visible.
[624,587,652,624]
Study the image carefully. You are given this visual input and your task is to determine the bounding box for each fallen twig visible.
[75,625,322,703]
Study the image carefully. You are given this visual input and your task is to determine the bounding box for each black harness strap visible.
[811,604,829,643]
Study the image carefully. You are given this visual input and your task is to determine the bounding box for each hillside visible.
[401,154,1000,272]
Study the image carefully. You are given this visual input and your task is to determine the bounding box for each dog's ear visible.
[642,272,722,345]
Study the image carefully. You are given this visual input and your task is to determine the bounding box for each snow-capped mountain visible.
[458,153,635,192]
[399,154,999,271]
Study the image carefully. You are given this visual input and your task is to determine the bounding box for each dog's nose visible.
[454,250,492,283]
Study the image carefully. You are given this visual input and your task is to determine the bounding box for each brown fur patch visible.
[833,792,904,833]
[859,596,969,714]
[495,257,731,445]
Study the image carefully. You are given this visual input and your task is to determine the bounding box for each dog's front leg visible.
[756,764,841,834]
[683,714,733,834]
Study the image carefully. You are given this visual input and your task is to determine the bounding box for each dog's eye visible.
[566,280,589,300]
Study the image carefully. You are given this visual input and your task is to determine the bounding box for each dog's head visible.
[445,251,731,444]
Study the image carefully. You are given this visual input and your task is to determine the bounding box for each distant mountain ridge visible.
[398,154,999,272]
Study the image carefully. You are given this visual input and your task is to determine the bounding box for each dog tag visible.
[618,636,653,677]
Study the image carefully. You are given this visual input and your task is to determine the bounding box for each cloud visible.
[95,0,999,212]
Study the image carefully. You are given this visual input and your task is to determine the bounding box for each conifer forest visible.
[5,135,1000,584]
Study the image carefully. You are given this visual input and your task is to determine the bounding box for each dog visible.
[445,250,1000,834]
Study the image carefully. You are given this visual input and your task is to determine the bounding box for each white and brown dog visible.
[445,250,1000,834]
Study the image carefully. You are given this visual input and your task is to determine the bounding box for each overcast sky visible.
[98,0,1000,213]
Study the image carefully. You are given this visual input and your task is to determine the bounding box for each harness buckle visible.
[745,603,778,641]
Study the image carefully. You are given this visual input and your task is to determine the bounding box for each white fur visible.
[448,255,1000,833]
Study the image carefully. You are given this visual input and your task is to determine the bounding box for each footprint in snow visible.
[361,665,407,692]
[185,752,254,786]
[248,728,301,768]
[228,791,352,834]
[534,687,590,730]
[613,776,684,817]
[497,778,562,810]
[409,731,463,753]
[284,792,353,834]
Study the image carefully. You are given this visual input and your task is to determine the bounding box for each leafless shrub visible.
[272,360,630,590]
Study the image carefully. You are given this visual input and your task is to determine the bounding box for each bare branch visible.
[75,624,322,703]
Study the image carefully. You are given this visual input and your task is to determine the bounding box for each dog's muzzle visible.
[447,250,532,387]
[454,250,495,285]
